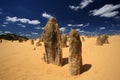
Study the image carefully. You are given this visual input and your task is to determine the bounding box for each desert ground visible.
[0,35,120,80]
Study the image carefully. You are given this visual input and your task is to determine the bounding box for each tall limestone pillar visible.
[42,18,62,66]
[69,29,82,75]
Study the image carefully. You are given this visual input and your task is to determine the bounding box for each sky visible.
[0,0,120,38]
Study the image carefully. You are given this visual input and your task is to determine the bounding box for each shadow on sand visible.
[81,64,92,74]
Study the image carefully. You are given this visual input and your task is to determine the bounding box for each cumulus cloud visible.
[99,27,106,30]
[83,23,90,27]
[75,29,81,32]
[60,27,66,33]
[67,24,73,27]
[42,12,53,19]
[80,0,94,9]
[67,23,89,27]
[75,29,86,33]
[69,0,94,11]
[21,25,26,28]
[1,24,7,27]
[31,32,38,35]
[6,16,40,25]
[90,4,120,18]
[35,26,41,30]
[17,24,26,28]
[4,31,11,33]
[67,24,83,27]
[42,27,44,30]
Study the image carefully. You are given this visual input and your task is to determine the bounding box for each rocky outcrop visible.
[81,37,85,42]
[101,35,109,44]
[96,35,109,46]
[69,29,82,75]
[61,34,67,47]
[96,36,103,46]
[36,39,42,46]
[31,39,34,45]
[42,18,62,66]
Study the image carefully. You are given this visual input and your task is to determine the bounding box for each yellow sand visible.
[0,35,120,80]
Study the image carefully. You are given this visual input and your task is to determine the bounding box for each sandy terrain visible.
[0,35,120,80]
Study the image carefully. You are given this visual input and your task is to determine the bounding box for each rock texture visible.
[101,35,109,44]
[96,35,109,46]
[61,34,67,47]
[31,39,34,45]
[36,39,42,47]
[0,39,2,43]
[96,36,103,46]
[69,29,82,75]
[81,37,85,42]
[42,18,62,66]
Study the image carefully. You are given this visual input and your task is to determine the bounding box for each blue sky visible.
[0,0,120,38]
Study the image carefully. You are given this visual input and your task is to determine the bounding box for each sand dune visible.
[0,35,120,80]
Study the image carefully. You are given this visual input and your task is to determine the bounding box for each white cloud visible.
[21,25,26,28]
[99,27,106,30]
[67,24,73,27]
[76,29,81,32]
[42,12,53,19]
[4,31,11,33]
[60,27,66,33]
[31,32,38,35]
[67,24,83,27]
[6,16,18,22]
[1,24,7,27]
[42,27,44,30]
[17,24,26,28]
[100,11,119,18]
[76,24,84,27]
[6,16,40,25]
[35,26,41,29]
[80,0,94,9]
[28,20,40,25]
[17,24,23,26]
[69,6,80,11]
[69,0,94,11]
[67,23,89,27]
[79,30,86,33]
[90,4,120,18]
[75,29,85,33]
[83,23,90,27]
